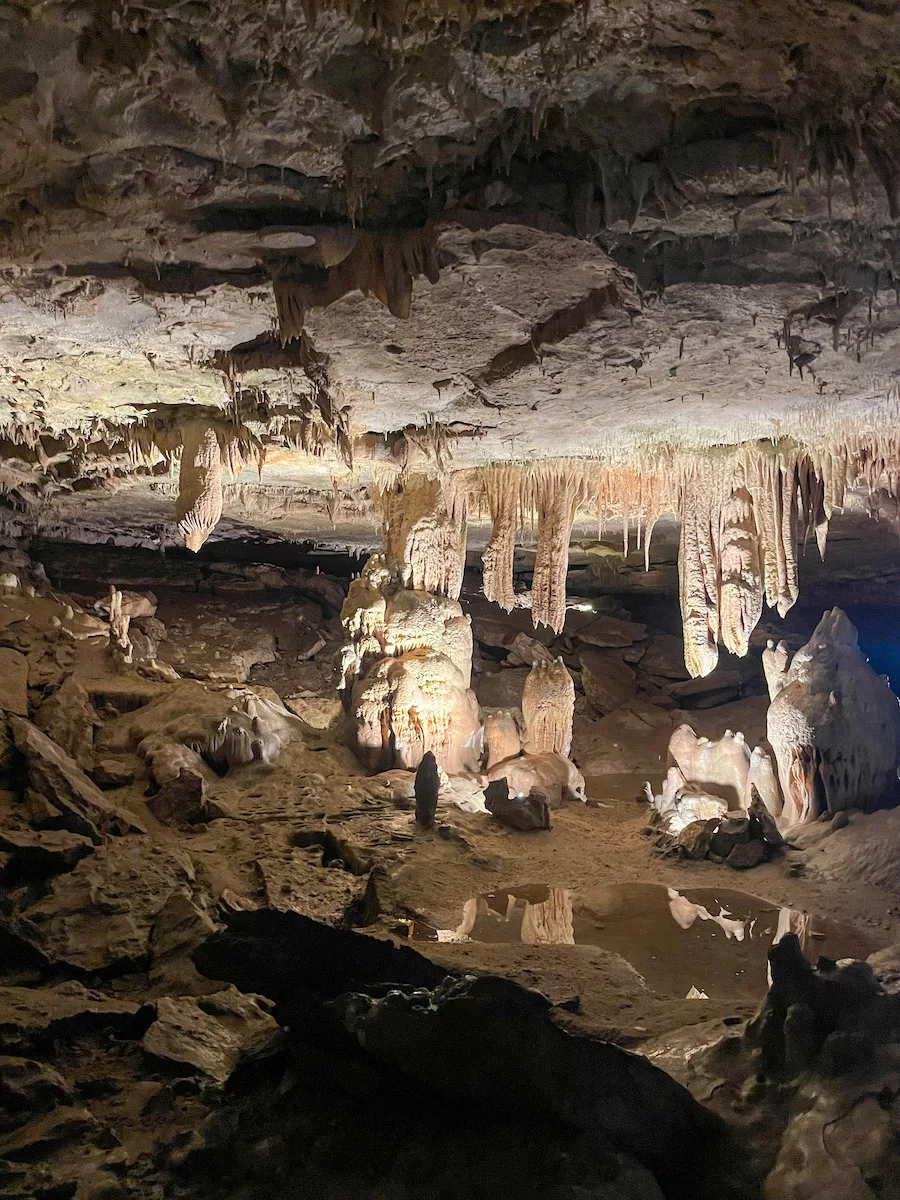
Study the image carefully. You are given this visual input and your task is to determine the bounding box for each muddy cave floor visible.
[4,540,900,1198]
[24,543,900,1036]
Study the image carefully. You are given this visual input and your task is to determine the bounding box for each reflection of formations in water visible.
[434,887,574,945]
[769,907,814,983]
[522,888,575,945]
[666,888,746,940]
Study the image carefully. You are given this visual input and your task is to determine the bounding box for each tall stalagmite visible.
[522,659,575,758]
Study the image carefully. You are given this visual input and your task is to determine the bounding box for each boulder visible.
[576,615,647,648]
[475,667,530,710]
[725,839,766,869]
[0,1104,110,1161]
[147,769,212,826]
[283,693,342,730]
[0,649,28,716]
[20,843,197,973]
[484,780,551,831]
[579,649,637,714]
[0,828,94,879]
[677,819,717,859]
[0,1056,71,1131]
[89,754,143,789]
[640,634,691,680]
[9,717,145,841]
[142,990,277,1085]
[148,894,218,997]
[669,670,742,709]
[34,675,101,770]
[0,983,143,1054]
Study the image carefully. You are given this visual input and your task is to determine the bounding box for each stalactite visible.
[678,455,721,678]
[718,466,763,659]
[272,228,439,344]
[481,465,520,611]
[379,474,466,599]
[529,461,587,635]
[176,421,224,553]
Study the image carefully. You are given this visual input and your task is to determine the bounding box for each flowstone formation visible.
[339,554,479,774]
[766,607,900,826]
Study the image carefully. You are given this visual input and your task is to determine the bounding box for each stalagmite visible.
[339,553,478,775]
[176,421,223,553]
[522,659,575,758]
[767,607,900,825]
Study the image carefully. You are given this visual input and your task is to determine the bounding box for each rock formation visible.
[487,751,586,810]
[521,658,575,758]
[340,555,479,774]
[666,725,781,818]
[767,608,900,825]
[414,750,440,828]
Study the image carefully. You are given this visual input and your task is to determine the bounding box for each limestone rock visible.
[725,839,766,869]
[283,693,342,730]
[148,894,217,998]
[475,667,530,710]
[505,632,556,667]
[0,1104,109,1161]
[89,754,143,789]
[0,1056,72,1129]
[20,843,197,973]
[484,780,551,831]
[640,634,691,681]
[487,752,586,809]
[0,827,94,879]
[676,820,717,859]
[8,716,145,841]
[0,649,28,717]
[669,670,742,710]
[147,769,210,826]
[576,615,647,648]
[0,983,143,1053]
[142,990,276,1085]
[257,853,367,925]
[333,972,719,1183]
[579,649,637,714]
[34,675,101,770]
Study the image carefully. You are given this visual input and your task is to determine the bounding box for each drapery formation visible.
[378,474,467,600]
[468,431,900,676]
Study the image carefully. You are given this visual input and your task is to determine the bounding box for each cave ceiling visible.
[0,0,899,545]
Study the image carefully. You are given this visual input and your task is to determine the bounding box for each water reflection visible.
[411,882,880,1001]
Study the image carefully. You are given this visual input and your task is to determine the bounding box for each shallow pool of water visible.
[410,882,883,1001]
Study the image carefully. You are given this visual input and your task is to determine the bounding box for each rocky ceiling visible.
[0,0,899,546]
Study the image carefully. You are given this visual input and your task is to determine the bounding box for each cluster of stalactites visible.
[273,228,439,344]
[378,474,467,600]
[678,443,844,677]
[476,459,675,635]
